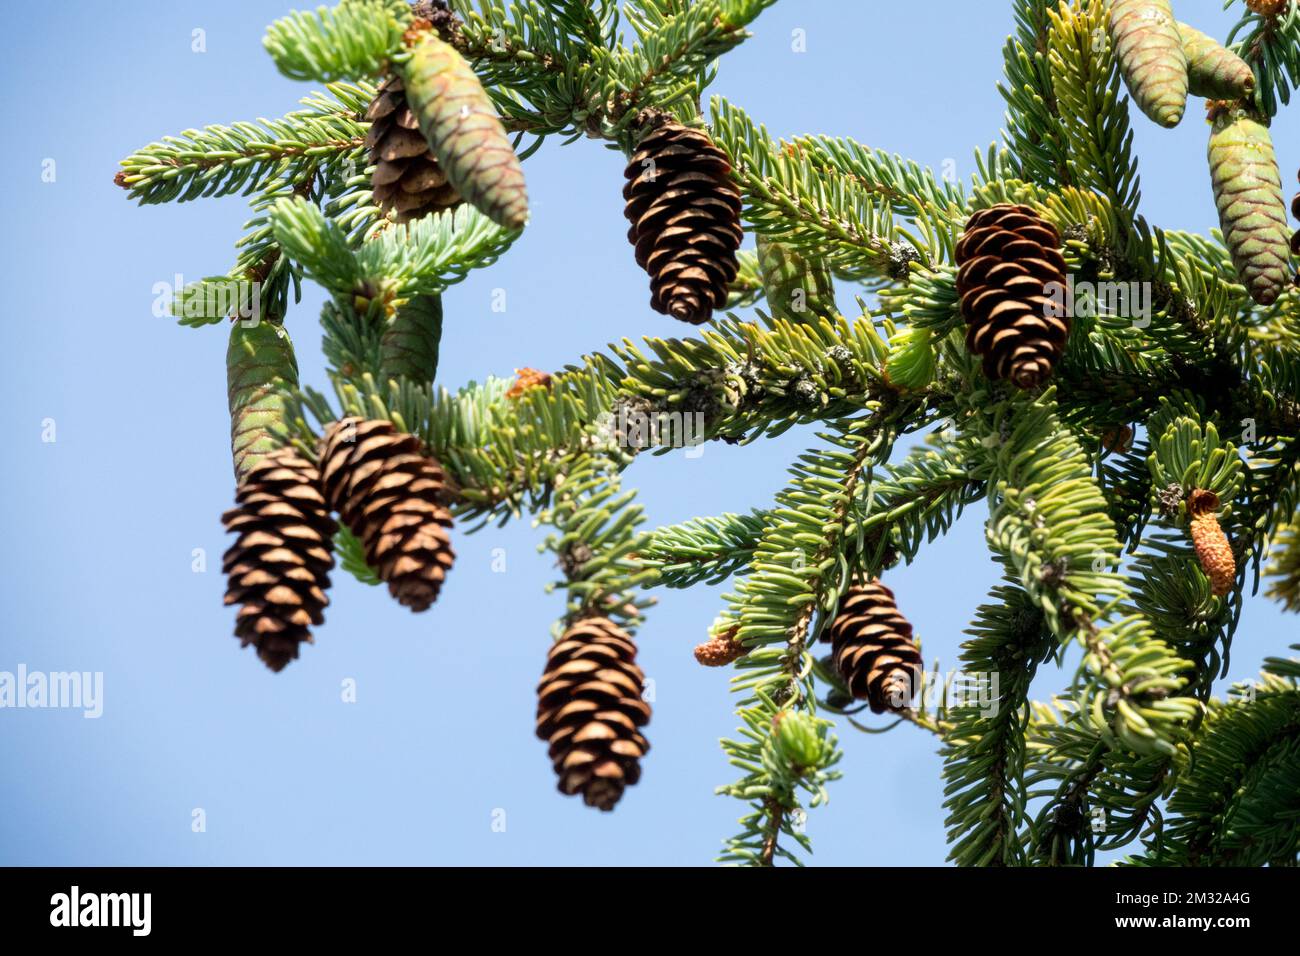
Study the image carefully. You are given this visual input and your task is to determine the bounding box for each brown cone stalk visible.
[365,74,463,223]
[221,447,336,672]
[823,579,922,714]
[622,121,743,324]
[536,616,651,810]
[318,417,455,612]
[955,204,1069,389]
[1189,489,1235,597]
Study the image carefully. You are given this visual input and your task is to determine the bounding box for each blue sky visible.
[0,0,1294,866]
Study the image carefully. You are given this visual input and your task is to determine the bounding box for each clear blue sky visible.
[1,0,1293,866]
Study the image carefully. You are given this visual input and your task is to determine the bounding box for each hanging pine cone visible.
[1208,101,1290,305]
[1108,0,1188,128]
[823,580,922,714]
[318,417,455,612]
[623,121,744,325]
[400,32,529,229]
[365,74,463,224]
[221,447,336,672]
[955,203,1069,389]
[1179,22,1256,101]
[1188,489,1235,597]
[535,616,651,810]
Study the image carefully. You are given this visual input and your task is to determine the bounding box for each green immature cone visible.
[755,235,838,323]
[1179,22,1256,100]
[226,319,300,480]
[1108,0,1189,128]
[380,293,442,384]
[1207,103,1290,305]
[400,34,528,230]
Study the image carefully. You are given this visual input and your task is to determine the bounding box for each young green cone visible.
[1207,102,1290,305]
[755,235,837,324]
[1179,22,1256,101]
[1108,0,1188,128]
[400,32,528,230]
[226,319,300,480]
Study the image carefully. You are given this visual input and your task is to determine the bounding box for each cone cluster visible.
[623,121,743,324]
[319,417,455,612]
[1188,489,1235,597]
[536,617,651,810]
[222,447,336,672]
[366,74,463,223]
[823,580,922,714]
[1107,4,1259,127]
[955,203,1069,389]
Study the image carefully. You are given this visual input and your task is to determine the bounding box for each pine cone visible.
[365,74,463,224]
[955,204,1069,389]
[401,33,529,229]
[221,447,336,672]
[319,417,455,612]
[1208,102,1289,306]
[1108,0,1188,128]
[823,580,922,714]
[1189,489,1235,597]
[536,617,651,810]
[1180,22,1256,101]
[623,121,743,324]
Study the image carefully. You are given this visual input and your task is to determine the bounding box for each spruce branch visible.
[115,82,372,206]
[263,0,406,82]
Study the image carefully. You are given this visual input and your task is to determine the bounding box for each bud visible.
[772,711,825,770]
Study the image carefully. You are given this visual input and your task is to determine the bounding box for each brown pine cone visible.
[221,447,336,672]
[536,617,651,810]
[823,579,922,714]
[318,417,455,612]
[365,74,462,223]
[955,204,1069,389]
[622,121,744,324]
